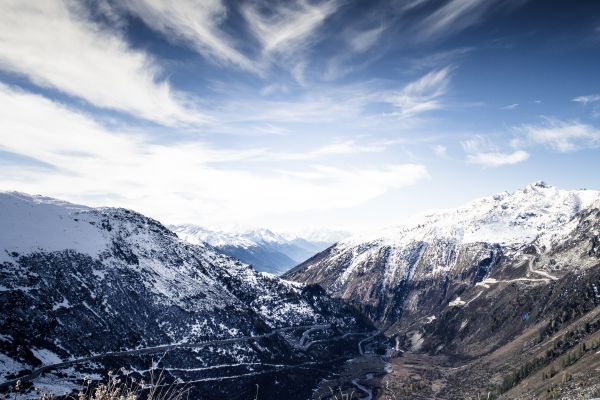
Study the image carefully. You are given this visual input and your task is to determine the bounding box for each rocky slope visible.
[284,182,599,325]
[284,182,600,398]
[0,192,370,399]
[171,225,345,275]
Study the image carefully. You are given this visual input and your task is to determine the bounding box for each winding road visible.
[351,378,373,400]
[0,323,349,389]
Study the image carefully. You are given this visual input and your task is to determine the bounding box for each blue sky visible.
[1,0,599,233]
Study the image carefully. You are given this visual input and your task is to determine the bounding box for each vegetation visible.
[326,387,355,400]
[3,370,189,400]
[499,322,600,395]
[499,355,548,393]
[536,283,600,344]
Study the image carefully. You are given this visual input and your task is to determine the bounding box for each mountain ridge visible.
[0,191,371,399]
[283,182,600,398]
[171,224,346,274]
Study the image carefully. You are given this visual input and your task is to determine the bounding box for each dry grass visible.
[5,369,190,400]
[326,387,355,400]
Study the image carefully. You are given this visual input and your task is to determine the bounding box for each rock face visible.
[171,225,344,275]
[0,192,369,399]
[284,182,600,327]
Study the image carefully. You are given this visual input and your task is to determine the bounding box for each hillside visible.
[0,192,370,399]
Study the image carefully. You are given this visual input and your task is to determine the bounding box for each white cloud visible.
[433,144,447,157]
[348,25,385,53]
[501,103,519,110]
[241,0,338,80]
[398,0,431,12]
[515,118,600,152]
[123,0,256,72]
[406,47,473,73]
[215,85,378,126]
[573,94,600,105]
[0,83,428,227]
[242,0,338,56]
[392,67,451,119]
[462,135,528,167]
[255,139,399,161]
[0,1,205,126]
[466,150,529,167]
[416,0,499,41]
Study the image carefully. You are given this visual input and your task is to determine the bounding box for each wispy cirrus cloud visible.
[405,47,473,73]
[392,67,452,119]
[573,94,600,117]
[463,135,529,167]
[466,150,529,167]
[573,94,600,105]
[347,25,386,54]
[123,0,256,72]
[250,138,406,162]
[0,1,205,126]
[241,0,338,81]
[241,0,338,56]
[513,118,600,152]
[415,0,513,41]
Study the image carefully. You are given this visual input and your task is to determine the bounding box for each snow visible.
[52,298,72,311]
[409,332,424,351]
[171,225,291,249]
[449,297,466,307]
[340,182,600,249]
[476,278,498,288]
[0,353,24,380]
[24,370,83,399]
[31,348,62,365]
[0,192,108,262]
[171,224,348,249]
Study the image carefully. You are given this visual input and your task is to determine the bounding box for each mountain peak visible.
[529,180,550,189]
[342,184,600,248]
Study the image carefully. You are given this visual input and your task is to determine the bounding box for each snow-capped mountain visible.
[343,181,599,248]
[284,182,600,398]
[0,192,369,399]
[170,224,346,275]
[285,182,600,324]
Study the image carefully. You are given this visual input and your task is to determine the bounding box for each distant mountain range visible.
[170,225,348,275]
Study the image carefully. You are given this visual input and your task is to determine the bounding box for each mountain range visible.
[1,182,599,399]
[170,225,346,275]
[284,181,600,398]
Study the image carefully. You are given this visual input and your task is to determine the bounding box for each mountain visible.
[0,192,371,399]
[284,182,600,398]
[170,225,346,275]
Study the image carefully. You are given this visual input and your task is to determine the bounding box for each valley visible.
[284,183,600,399]
[1,182,599,399]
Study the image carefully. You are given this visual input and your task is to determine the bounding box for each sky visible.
[1,0,600,234]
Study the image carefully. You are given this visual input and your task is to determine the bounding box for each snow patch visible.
[449,297,466,307]
[31,348,63,365]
